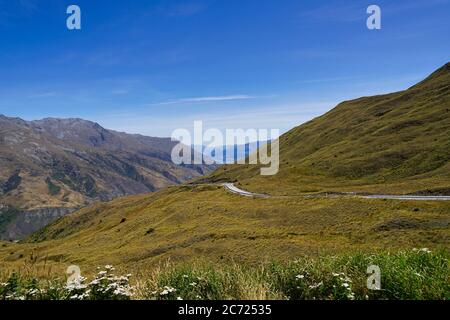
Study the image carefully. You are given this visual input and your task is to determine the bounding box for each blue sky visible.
[0,0,449,137]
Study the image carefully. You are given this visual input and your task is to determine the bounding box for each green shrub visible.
[143,249,449,300]
[0,265,133,300]
[46,178,61,196]
[1,250,448,300]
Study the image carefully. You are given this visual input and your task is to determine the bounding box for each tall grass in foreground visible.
[1,249,448,300]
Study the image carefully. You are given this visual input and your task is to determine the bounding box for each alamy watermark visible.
[367,265,381,290]
[367,5,381,30]
[171,121,279,175]
[66,5,81,30]
[64,4,381,31]
[66,265,81,284]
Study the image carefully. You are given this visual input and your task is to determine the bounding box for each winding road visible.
[222,183,269,198]
[361,195,450,201]
[222,183,450,201]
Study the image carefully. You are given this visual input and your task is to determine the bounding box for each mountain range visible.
[0,63,448,271]
[0,117,212,239]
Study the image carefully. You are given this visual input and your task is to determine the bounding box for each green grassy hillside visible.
[0,184,448,274]
[1,250,448,300]
[205,63,450,196]
[0,64,449,280]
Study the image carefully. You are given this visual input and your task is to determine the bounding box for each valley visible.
[1,0,449,303]
[0,63,449,300]
[0,183,448,275]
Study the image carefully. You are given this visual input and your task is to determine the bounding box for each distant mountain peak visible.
[33,117,102,128]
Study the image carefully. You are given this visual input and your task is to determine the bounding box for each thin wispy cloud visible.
[290,49,347,60]
[28,91,57,98]
[111,89,129,95]
[150,95,258,106]
[17,0,37,13]
[167,2,207,17]
[299,0,449,24]
[295,75,364,85]
[0,0,37,26]
[95,102,336,138]
[383,0,450,15]
[298,2,364,23]
[147,1,209,18]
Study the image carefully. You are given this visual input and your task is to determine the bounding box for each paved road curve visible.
[222,183,269,198]
[361,195,450,201]
[222,183,450,201]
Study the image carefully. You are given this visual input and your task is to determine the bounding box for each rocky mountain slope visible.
[0,117,212,239]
